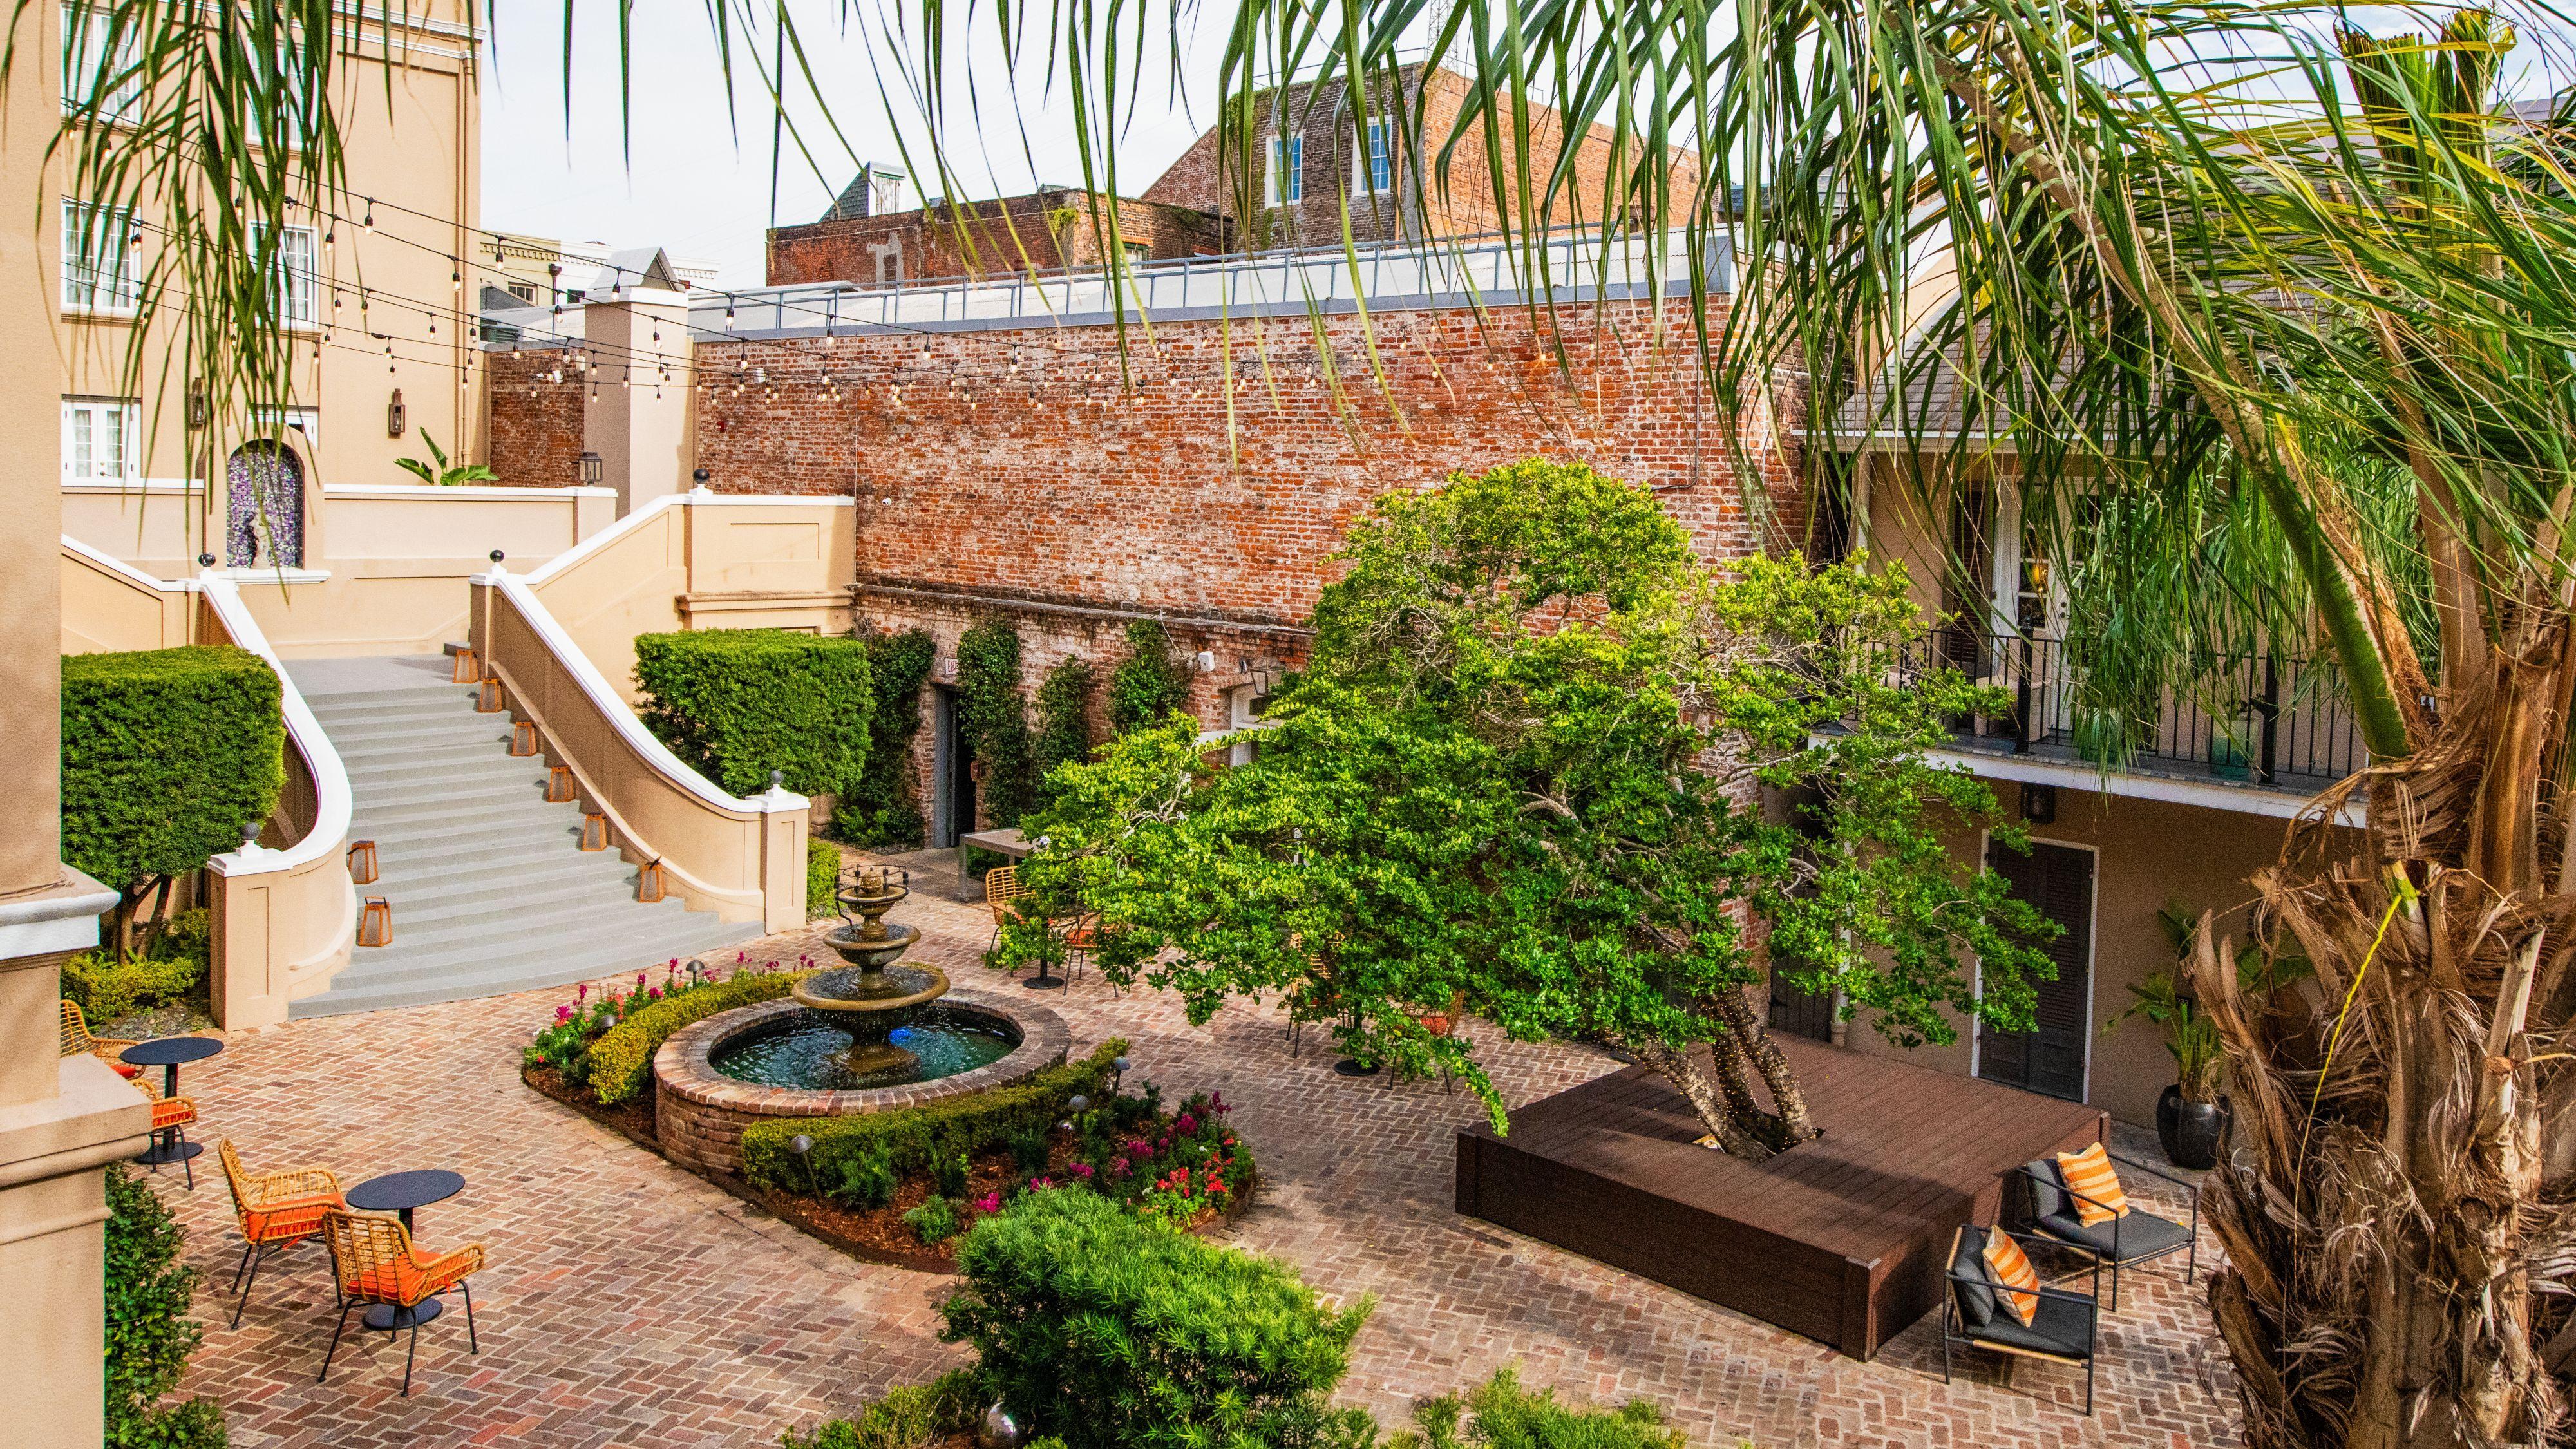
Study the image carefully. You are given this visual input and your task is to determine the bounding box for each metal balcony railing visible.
[692,226,1734,337]
[1899,629,2369,789]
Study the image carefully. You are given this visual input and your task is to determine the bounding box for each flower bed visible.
[744,1068,1258,1269]
[522,952,819,1108]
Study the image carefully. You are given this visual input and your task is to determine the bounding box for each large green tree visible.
[1011,461,2050,1157]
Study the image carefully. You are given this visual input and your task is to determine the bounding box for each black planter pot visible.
[2156,1084,2229,1170]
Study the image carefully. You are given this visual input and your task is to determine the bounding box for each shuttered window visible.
[1977,838,2093,1101]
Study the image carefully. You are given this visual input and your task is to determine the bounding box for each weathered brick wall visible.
[768,193,1229,288]
[690,294,1803,835]
[485,346,587,488]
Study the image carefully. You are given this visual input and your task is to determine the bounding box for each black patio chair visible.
[1941,1224,2102,1416]
[2016,1153,2197,1311]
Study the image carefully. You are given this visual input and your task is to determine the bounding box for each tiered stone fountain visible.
[652,862,1069,1178]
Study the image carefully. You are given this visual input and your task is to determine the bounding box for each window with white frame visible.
[61,3,138,117]
[1227,683,1271,767]
[1265,135,1303,207]
[1356,118,1394,195]
[262,223,318,327]
[61,199,137,312]
[255,405,319,442]
[61,396,139,482]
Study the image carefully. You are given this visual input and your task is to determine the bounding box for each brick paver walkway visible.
[160,874,2239,1447]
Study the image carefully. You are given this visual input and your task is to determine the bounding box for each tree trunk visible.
[2193,645,2573,1447]
[1624,987,1823,1162]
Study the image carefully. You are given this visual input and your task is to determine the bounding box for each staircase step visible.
[289,654,759,1016]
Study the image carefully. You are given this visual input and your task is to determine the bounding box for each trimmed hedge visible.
[808,838,841,918]
[780,1370,987,1449]
[589,967,815,1105]
[744,1039,1125,1189]
[62,645,283,914]
[942,1188,1371,1449]
[635,629,874,799]
[105,1164,227,1446]
[835,629,935,846]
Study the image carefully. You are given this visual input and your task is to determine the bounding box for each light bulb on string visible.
[361,200,375,231]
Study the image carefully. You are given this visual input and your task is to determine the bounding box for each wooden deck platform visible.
[1454,1036,2105,1359]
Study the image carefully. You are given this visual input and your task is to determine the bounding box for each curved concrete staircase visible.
[282,655,761,1018]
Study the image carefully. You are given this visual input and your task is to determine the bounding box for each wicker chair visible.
[1390,989,1469,1093]
[317,1210,486,1396]
[59,999,139,1076]
[984,865,1032,959]
[217,1141,345,1327]
[131,1075,199,1188]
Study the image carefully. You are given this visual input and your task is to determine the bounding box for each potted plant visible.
[2105,969,2229,1168]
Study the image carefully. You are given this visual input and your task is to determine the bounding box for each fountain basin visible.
[654,988,1068,1177]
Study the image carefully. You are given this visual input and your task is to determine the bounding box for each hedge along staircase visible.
[281,654,761,1018]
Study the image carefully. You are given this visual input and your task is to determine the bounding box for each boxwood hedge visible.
[634,629,873,799]
[61,645,283,927]
[588,967,815,1104]
[743,1039,1125,1190]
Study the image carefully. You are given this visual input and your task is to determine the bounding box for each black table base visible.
[1022,971,1066,990]
[1332,1058,1381,1077]
[363,1297,443,1332]
[134,1135,202,1167]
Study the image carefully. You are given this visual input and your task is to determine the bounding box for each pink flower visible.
[555,1004,573,1023]
[1175,1113,1199,1135]
[577,983,589,1002]
[636,972,647,989]
[1070,1162,1094,1179]
[972,1191,1002,1215]
[647,986,663,1000]
[1031,1177,1054,1190]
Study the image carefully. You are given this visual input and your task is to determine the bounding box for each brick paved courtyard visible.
[156,869,2240,1448]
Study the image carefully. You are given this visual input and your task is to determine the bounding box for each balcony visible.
[1900,629,2368,804]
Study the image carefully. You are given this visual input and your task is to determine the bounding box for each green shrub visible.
[1009,1126,1050,1174]
[1032,658,1097,806]
[1395,1368,1685,1449]
[634,629,875,799]
[831,1146,899,1210]
[932,1150,971,1197]
[956,618,1037,826]
[104,1164,227,1447]
[835,629,936,847]
[63,947,205,1025]
[62,645,283,959]
[779,1369,982,1449]
[589,967,814,1105]
[943,1188,1371,1449]
[808,838,842,919]
[1108,619,1194,734]
[743,1040,1125,1190]
[904,1195,961,1244]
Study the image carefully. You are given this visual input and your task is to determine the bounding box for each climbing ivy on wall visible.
[1108,620,1195,735]
[1032,658,1098,808]
[956,618,1039,828]
[836,629,936,846]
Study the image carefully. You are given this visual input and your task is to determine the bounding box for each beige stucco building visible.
[57,0,484,567]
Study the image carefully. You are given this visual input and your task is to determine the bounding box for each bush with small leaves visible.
[833,1147,900,1211]
[904,1195,961,1244]
[932,1150,971,1198]
[808,838,841,919]
[104,1164,228,1446]
[777,1368,981,1449]
[943,1188,1370,1449]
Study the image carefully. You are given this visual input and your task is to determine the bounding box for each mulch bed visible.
[520,1061,1253,1274]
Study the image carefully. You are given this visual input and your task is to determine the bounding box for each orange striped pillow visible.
[1982,1229,2040,1325]
[2056,1142,2131,1226]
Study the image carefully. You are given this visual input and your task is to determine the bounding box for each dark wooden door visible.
[1978,838,2094,1101]
[1768,966,1835,1041]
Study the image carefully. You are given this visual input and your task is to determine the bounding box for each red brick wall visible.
[689,294,1803,836]
[768,193,1229,288]
[1140,64,1701,249]
[485,346,587,488]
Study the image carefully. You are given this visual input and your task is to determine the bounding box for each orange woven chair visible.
[317,1210,485,1396]
[59,1000,139,1077]
[131,1075,199,1188]
[984,864,1033,958]
[218,1141,345,1327]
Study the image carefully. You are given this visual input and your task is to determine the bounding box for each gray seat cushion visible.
[1951,1229,1998,1329]
[2036,1205,2193,1262]
[1966,1287,2096,1360]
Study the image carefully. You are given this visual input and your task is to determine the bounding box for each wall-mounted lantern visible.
[386,388,406,438]
[185,383,207,432]
[578,450,603,487]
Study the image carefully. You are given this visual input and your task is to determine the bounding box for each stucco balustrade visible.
[466,492,852,934]
[54,541,358,1028]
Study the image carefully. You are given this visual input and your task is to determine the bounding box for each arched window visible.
[224,440,303,568]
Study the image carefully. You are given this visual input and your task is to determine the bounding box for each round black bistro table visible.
[346,1170,466,1331]
[118,1036,223,1166]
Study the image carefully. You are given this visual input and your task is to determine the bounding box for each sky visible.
[477,1,1235,287]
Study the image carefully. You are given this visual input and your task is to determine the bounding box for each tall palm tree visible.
[39,0,2576,1439]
